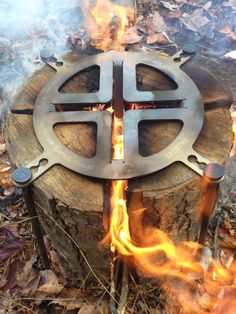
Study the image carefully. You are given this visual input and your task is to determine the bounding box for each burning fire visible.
[107,64,236,314]
[106,110,236,312]
[82,0,134,50]
[84,1,236,312]
[112,116,124,160]
[108,104,236,312]
[108,161,236,312]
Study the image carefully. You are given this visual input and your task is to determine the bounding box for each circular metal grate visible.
[18,50,212,183]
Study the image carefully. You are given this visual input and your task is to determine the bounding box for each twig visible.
[109,258,118,314]
[117,263,129,314]
[213,216,221,261]
[130,273,149,311]
[197,53,221,65]
[0,213,11,221]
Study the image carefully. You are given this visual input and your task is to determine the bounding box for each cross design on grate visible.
[21,50,212,184]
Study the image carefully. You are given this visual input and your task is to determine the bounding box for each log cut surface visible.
[5,52,233,283]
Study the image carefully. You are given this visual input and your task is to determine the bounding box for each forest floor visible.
[0,0,236,313]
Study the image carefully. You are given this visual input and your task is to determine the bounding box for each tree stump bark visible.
[5,52,233,285]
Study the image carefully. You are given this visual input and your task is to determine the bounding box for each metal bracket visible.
[12,46,226,248]
[12,167,50,268]
[198,163,225,244]
[12,47,222,185]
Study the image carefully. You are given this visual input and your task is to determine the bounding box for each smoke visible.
[0,0,85,118]
[0,0,83,42]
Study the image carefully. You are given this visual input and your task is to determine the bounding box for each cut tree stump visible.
[5,52,233,285]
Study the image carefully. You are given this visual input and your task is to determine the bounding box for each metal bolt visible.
[203,163,225,183]
[40,48,56,63]
[12,167,32,185]
[182,43,197,54]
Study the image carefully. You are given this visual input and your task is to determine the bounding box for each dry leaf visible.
[0,258,24,291]
[49,249,67,284]
[0,143,5,155]
[224,219,233,230]
[192,9,210,28]
[37,270,64,295]
[21,269,64,304]
[78,303,98,314]
[181,9,211,35]
[224,50,236,59]
[51,288,92,310]
[120,26,142,45]
[4,186,16,196]
[160,1,178,11]
[219,25,233,35]
[163,10,182,19]
[219,25,236,41]
[78,301,109,314]
[223,0,236,10]
[22,271,42,298]
[54,300,85,311]
[152,11,167,33]
[146,32,171,45]
[203,1,212,10]
[0,163,13,188]
[97,301,109,314]
[223,219,235,236]
[139,18,167,36]
[37,280,64,294]
[17,255,37,287]
[0,226,24,262]
[218,227,236,249]
[167,25,179,35]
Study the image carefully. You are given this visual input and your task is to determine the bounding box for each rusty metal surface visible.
[18,50,212,184]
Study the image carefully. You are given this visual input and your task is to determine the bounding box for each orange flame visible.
[82,0,134,51]
[230,110,236,156]
[107,179,236,312]
[112,116,124,160]
[107,104,236,312]
[86,2,236,312]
